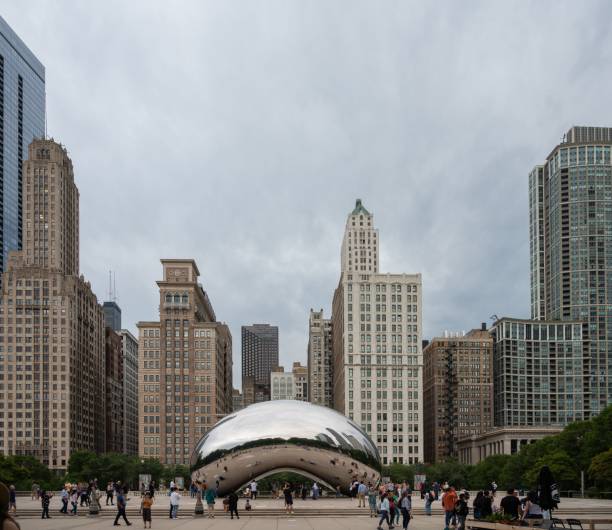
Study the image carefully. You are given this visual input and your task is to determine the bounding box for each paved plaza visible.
[11,496,612,529]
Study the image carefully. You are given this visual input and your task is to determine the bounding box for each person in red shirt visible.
[442,487,458,530]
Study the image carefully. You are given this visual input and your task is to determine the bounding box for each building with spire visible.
[331,199,423,465]
[0,139,105,470]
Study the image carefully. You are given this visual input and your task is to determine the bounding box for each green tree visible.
[523,450,579,490]
[588,448,612,489]
[468,455,512,490]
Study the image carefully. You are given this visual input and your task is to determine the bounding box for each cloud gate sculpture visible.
[190,400,381,495]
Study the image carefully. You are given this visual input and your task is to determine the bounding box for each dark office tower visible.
[241,324,279,405]
[103,300,122,331]
[0,17,45,273]
[530,127,612,414]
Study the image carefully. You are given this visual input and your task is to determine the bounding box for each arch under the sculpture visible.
[236,467,336,493]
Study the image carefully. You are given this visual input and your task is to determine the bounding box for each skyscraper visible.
[423,326,493,464]
[0,16,46,273]
[137,259,232,465]
[0,139,105,470]
[308,309,333,407]
[530,126,612,413]
[331,200,423,465]
[103,300,121,332]
[119,329,138,455]
[241,323,278,404]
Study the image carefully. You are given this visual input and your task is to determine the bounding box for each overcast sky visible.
[4,1,612,388]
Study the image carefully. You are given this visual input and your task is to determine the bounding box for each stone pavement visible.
[17,514,441,530]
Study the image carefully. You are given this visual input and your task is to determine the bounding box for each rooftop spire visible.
[351,198,370,216]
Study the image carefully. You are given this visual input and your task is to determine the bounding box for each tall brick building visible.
[0,139,105,470]
[137,259,232,465]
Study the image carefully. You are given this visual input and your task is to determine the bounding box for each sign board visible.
[139,474,152,490]
[414,474,427,491]
[175,476,185,490]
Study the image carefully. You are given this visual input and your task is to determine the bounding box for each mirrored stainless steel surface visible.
[190,400,381,495]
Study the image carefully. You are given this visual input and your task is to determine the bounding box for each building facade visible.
[241,323,278,405]
[331,200,423,465]
[0,139,105,470]
[423,326,493,464]
[271,367,294,400]
[293,361,308,401]
[0,16,46,273]
[232,388,243,411]
[530,126,612,413]
[457,426,563,465]
[103,301,121,332]
[137,259,232,465]
[491,317,588,427]
[308,309,333,407]
[105,327,123,453]
[119,329,138,455]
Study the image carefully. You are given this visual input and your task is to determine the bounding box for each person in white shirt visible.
[250,481,258,500]
[170,487,180,519]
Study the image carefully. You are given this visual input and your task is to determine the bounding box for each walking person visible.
[424,489,433,516]
[442,487,458,530]
[70,488,78,515]
[140,493,153,528]
[40,490,53,519]
[377,493,393,530]
[7,487,15,517]
[400,490,411,530]
[113,489,132,526]
[311,482,319,500]
[59,486,69,514]
[106,483,115,506]
[249,480,258,500]
[205,485,216,518]
[31,483,39,501]
[0,483,20,530]
[368,484,378,518]
[170,487,180,520]
[228,490,239,520]
[357,481,367,507]
[283,483,294,516]
[455,492,469,530]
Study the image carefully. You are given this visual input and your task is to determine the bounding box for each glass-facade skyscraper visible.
[530,126,612,415]
[0,16,45,273]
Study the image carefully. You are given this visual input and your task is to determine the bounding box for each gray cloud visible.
[4,0,612,387]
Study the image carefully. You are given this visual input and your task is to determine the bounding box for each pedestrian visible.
[245,499,252,511]
[148,481,155,499]
[302,484,308,500]
[455,492,469,530]
[522,490,543,522]
[113,489,132,526]
[40,490,53,519]
[377,493,393,530]
[311,482,319,500]
[31,483,39,501]
[424,489,433,516]
[249,480,257,500]
[500,488,522,521]
[283,483,294,515]
[400,490,411,530]
[368,484,378,518]
[388,492,397,527]
[106,482,115,506]
[442,487,458,530]
[59,486,69,514]
[170,487,180,520]
[357,481,367,507]
[140,483,146,498]
[537,465,560,518]
[140,492,153,528]
[0,482,20,530]
[70,488,78,515]
[228,490,239,520]
[205,485,216,518]
[7,487,15,516]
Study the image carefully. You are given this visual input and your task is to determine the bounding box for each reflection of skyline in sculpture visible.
[190,400,382,495]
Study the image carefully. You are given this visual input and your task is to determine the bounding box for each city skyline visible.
[3,3,612,389]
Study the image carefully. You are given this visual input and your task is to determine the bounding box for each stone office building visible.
[0,139,105,470]
[137,259,232,465]
[308,309,333,407]
[331,200,423,465]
